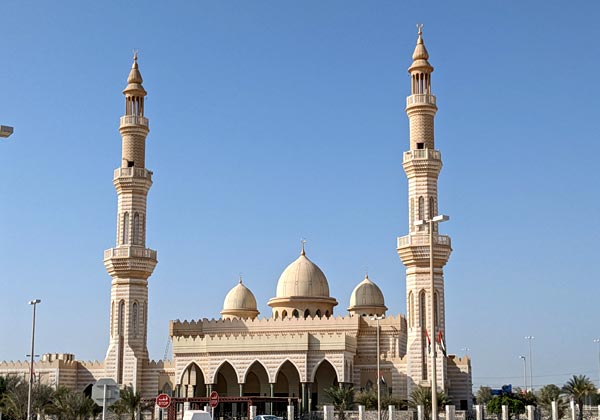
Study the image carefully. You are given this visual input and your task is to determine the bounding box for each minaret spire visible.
[397,28,452,397]
[103,54,157,391]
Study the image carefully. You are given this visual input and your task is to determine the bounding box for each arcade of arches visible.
[177,360,339,410]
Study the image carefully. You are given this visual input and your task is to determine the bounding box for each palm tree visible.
[562,375,595,420]
[408,386,451,420]
[111,385,142,420]
[0,376,29,420]
[52,386,97,420]
[324,385,355,420]
[537,384,567,419]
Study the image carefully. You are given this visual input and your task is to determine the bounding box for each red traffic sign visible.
[209,391,219,407]
[156,393,171,409]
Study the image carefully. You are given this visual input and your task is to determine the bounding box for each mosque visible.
[0,29,472,412]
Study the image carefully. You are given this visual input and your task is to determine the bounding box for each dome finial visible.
[300,238,307,256]
[239,273,243,284]
[417,23,423,37]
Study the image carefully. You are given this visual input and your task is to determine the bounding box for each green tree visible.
[486,395,525,419]
[537,384,567,419]
[324,385,355,420]
[408,386,451,420]
[355,389,408,411]
[52,386,97,420]
[0,376,29,420]
[110,385,144,420]
[355,389,377,410]
[562,375,596,420]
[475,387,493,405]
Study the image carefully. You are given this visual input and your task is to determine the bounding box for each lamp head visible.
[28,299,41,305]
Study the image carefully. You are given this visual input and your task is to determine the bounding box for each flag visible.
[425,329,431,353]
[437,331,447,357]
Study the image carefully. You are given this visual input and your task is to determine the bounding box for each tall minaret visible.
[103,53,157,390]
[397,27,452,394]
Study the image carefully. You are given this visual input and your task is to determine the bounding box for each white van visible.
[182,410,213,420]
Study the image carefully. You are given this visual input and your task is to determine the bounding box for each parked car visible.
[253,415,282,420]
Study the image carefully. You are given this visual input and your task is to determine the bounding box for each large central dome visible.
[275,249,330,298]
[268,246,338,318]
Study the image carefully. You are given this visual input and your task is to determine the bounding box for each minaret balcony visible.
[114,167,152,180]
[397,234,450,248]
[403,149,441,163]
[104,246,157,260]
[120,115,149,128]
[406,94,436,107]
[397,234,452,267]
[104,246,158,279]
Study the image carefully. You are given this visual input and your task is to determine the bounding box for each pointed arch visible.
[118,300,125,336]
[242,360,271,383]
[132,301,139,337]
[179,362,206,398]
[243,360,270,396]
[274,360,301,398]
[213,360,239,397]
[419,289,426,328]
[311,359,339,407]
[122,212,130,244]
[310,358,339,383]
[408,291,414,328]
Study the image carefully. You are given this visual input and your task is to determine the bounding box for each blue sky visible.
[1,0,599,391]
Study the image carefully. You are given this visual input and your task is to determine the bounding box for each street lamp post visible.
[524,336,534,392]
[415,214,449,420]
[27,299,41,420]
[593,339,600,390]
[519,355,527,392]
[371,315,385,420]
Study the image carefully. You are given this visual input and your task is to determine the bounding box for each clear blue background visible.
[1,0,599,391]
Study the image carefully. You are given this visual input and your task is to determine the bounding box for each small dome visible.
[347,275,387,317]
[221,279,259,320]
[275,248,330,298]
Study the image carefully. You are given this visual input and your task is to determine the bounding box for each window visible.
[304,309,310,318]
[133,302,139,337]
[408,292,414,328]
[133,213,140,245]
[419,290,426,328]
[292,309,299,318]
[118,301,125,336]
[122,213,129,244]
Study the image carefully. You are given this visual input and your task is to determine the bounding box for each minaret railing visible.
[397,234,451,249]
[120,115,149,127]
[406,94,436,107]
[403,149,441,162]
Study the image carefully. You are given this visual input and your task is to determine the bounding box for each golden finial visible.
[238,273,243,284]
[133,49,138,62]
[417,23,423,36]
[300,238,307,256]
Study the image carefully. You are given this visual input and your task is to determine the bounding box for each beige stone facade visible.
[0,30,472,410]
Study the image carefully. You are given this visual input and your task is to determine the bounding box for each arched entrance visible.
[214,361,239,397]
[244,361,269,396]
[180,363,206,397]
[312,360,338,408]
[274,360,301,397]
